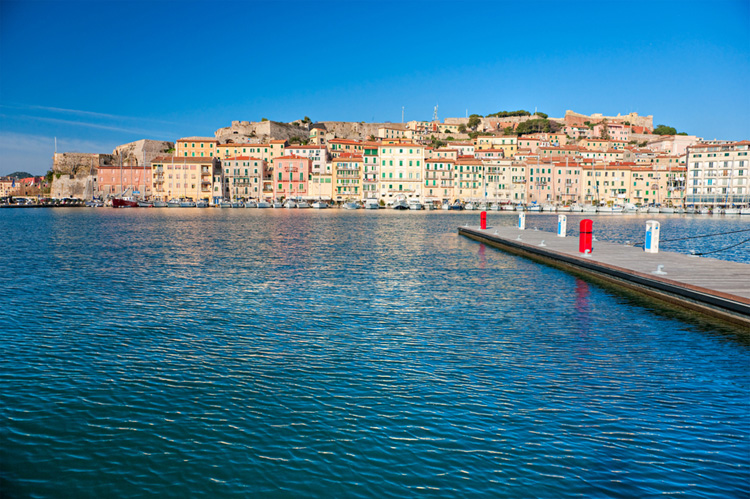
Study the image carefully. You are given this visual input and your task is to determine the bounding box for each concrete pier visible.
[459,224,750,327]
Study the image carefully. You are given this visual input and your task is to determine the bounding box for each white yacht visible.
[408,200,422,210]
[297,200,311,208]
[542,204,556,212]
[244,200,257,208]
[391,198,409,210]
[283,199,297,208]
[311,200,328,209]
[272,200,283,208]
[256,200,271,208]
[343,201,360,210]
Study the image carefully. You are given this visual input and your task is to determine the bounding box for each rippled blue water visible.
[1,209,749,498]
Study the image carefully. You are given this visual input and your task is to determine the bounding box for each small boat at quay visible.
[450,201,464,210]
[542,204,556,212]
[343,201,360,210]
[244,200,257,208]
[557,205,572,212]
[231,201,243,208]
[167,199,181,208]
[137,200,153,208]
[489,203,502,211]
[153,200,168,208]
[272,200,283,208]
[113,197,138,208]
[464,202,476,211]
[283,199,297,209]
[723,207,740,215]
[391,198,409,210]
[501,204,515,211]
[180,200,196,208]
[312,201,328,209]
[257,200,271,208]
[408,200,422,211]
[442,202,451,210]
[297,200,311,209]
[364,199,380,210]
[196,200,209,208]
[219,201,232,208]
[526,204,541,212]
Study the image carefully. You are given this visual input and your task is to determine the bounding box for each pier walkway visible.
[459,224,750,327]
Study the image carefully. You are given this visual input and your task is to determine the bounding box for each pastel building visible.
[98,165,152,198]
[424,159,455,202]
[176,137,218,158]
[378,143,425,202]
[475,135,517,157]
[151,156,217,202]
[285,145,329,174]
[332,153,363,202]
[362,143,380,200]
[686,141,749,207]
[454,157,484,201]
[219,156,264,202]
[310,173,333,200]
[272,155,312,200]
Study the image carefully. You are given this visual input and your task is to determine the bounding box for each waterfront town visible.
[3,109,749,211]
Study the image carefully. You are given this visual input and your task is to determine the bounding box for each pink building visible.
[272,155,312,200]
[98,165,152,197]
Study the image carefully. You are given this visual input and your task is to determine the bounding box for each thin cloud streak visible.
[4,113,176,138]
[1,103,181,126]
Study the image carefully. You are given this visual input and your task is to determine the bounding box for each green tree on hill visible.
[653,124,678,135]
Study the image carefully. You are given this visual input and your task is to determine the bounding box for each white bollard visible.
[557,214,567,238]
[518,212,526,230]
[644,220,660,253]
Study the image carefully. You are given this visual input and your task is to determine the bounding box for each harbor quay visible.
[459,216,750,327]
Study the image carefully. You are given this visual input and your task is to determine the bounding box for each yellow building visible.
[310,173,333,200]
[151,156,217,202]
[474,135,517,157]
[175,137,218,158]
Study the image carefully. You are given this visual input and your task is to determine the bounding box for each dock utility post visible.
[557,215,567,238]
[579,219,593,254]
[644,221,661,253]
[480,211,487,230]
[518,212,526,230]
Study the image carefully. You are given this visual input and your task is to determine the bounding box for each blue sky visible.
[1,0,748,175]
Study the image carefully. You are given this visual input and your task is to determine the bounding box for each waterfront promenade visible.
[459,223,750,327]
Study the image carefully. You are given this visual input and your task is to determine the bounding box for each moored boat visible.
[391,198,409,210]
[196,200,209,208]
[244,200,257,208]
[153,200,168,208]
[112,197,138,208]
[297,200,311,208]
[137,200,153,208]
[257,200,271,208]
[364,199,380,210]
[311,200,328,209]
[408,200,422,211]
[283,199,297,208]
[343,201,360,210]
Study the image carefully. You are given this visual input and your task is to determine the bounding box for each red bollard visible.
[480,211,487,230]
[579,219,593,253]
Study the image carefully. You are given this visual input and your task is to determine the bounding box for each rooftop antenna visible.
[433,104,438,122]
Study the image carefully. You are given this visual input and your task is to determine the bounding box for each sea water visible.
[1,209,748,498]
